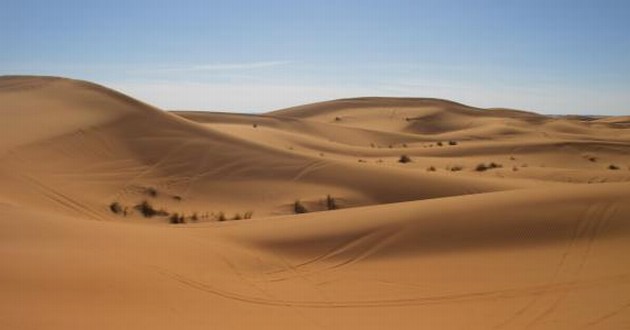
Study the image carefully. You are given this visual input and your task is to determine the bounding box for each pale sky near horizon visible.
[1,0,629,115]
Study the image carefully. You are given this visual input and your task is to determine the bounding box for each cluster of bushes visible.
[108,199,253,224]
[475,162,503,172]
[293,195,339,214]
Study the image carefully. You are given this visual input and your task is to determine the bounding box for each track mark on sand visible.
[155,266,630,309]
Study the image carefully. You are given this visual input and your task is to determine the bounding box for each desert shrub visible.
[233,213,242,220]
[252,123,258,128]
[437,141,443,147]
[134,200,166,218]
[476,162,502,171]
[294,200,308,214]
[216,212,227,221]
[512,166,519,171]
[450,165,463,172]
[334,116,342,122]
[326,195,337,210]
[173,195,182,201]
[402,143,408,148]
[190,213,198,221]
[243,211,254,219]
[475,163,489,172]
[398,155,412,163]
[609,164,620,170]
[169,213,185,224]
[448,140,457,146]
[109,202,123,214]
[144,187,158,198]
[489,162,502,169]
[427,166,436,172]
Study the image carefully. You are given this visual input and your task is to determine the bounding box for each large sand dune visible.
[1,76,629,329]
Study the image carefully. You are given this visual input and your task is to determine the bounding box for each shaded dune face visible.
[1,76,629,330]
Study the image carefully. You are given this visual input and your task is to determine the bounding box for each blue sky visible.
[1,0,629,114]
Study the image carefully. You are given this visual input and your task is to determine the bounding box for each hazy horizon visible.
[2,0,629,115]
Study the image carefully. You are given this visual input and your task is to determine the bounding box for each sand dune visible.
[1,76,629,329]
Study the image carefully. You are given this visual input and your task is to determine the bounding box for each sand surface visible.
[1,76,629,329]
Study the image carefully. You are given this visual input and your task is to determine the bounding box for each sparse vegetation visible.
[450,165,463,172]
[173,195,182,201]
[583,155,597,162]
[294,200,308,214]
[326,195,337,210]
[398,155,412,163]
[476,162,503,172]
[448,140,457,146]
[169,213,185,224]
[437,141,443,147]
[109,202,123,214]
[134,200,167,218]
[609,164,620,170]
[334,116,342,122]
[489,162,502,169]
[216,212,227,221]
[190,213,199,221]
[427,166,436,172]
[144,187,158,198]
[252,123,258,128]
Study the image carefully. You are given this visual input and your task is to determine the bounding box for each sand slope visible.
[1,76,629,329]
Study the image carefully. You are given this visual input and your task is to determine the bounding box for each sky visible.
[1,0,629,115]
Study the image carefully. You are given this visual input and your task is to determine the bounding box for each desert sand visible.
[1,76,629,329]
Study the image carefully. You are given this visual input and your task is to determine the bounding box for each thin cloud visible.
[153,61,292,73]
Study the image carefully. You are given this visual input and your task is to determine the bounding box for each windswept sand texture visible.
[1,76,629,329]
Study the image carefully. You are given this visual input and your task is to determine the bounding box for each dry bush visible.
[294,200,308,214]
[109,202,123,214]
[326,195,337,210]
[134,201,167,218]
[398,155,412,163]
[450,165,463,172]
